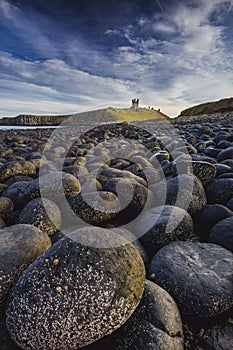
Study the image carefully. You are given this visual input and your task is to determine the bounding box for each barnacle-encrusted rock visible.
[6,226,145,350]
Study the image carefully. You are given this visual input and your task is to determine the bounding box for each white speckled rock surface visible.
[6,226,145,350]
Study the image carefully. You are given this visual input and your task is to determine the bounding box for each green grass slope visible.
[178,97,233,117]
[107,107,169,121]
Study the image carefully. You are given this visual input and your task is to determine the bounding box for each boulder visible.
[6,227,145,350]
[0,224,51,304]
[194,204,233,239]
[148,241,233,318]
[209,217,233,252]
[206,179,233,205]
[18,198,61,235]
[135,205,193,259]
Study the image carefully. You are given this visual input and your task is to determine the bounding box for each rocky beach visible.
[0,113,232,350]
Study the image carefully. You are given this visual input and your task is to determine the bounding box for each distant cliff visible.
[178,97,233,117]
[0,114,72,126]
[0,107,169,126]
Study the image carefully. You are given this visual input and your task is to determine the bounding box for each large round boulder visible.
[18,198,61,235]
[206,178,233,205]
[6,227,145,350]
[148,241,233,318]
[0,224,51,304]
[134,205,193,259]
[209,217,233,252]
[150,174,207,218]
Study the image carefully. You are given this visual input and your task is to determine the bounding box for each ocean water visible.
[0,126,58,130]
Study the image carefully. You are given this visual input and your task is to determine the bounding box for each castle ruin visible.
[131,99,139,112]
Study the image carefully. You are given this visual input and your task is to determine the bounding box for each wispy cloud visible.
[0,52,135,117]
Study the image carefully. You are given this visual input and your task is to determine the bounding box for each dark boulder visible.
[6,227,145,350]
[0,224,51,304]
[217,147,233,162]
[194,204,233,239]
[148,241,233,318]
[209,217,233,252]
[18,198,61,235]
[206,178,233,205]
[134,205,193,259]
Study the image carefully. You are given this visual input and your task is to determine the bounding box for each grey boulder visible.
[6,226,145,350]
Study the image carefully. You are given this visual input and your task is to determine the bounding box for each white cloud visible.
[153,22,177,34]
[105,29,121,36]
[0,53,136,117]
[0,0,18,20]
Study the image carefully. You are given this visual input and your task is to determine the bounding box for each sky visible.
[0,0,233,118]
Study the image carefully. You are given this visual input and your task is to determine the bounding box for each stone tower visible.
[131,99,139,112]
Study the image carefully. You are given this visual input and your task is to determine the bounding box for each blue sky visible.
[0,0,233,117]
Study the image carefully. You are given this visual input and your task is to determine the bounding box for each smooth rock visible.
[217,147,233,162]
[0,224,51,304]
[135,205,193,259]
[148,241,233,318]
[209,217,233,252]
[206,178,233,205]
[194,204,233,239]
[226,198,233,211]
[151,174,207,217]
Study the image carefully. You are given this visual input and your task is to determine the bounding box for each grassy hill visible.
[0,107,169,126]
[178,97,233,117]
[106,107,169,122]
